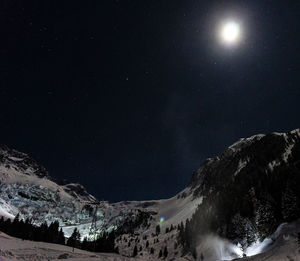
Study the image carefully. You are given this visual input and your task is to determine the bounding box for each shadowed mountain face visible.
[183,129,300,251]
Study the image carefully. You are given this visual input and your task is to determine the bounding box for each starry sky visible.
[1,1,300,202]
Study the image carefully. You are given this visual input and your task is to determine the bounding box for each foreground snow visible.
[194,221,300,261]
[0,232,143,261]
[1,221,300,261]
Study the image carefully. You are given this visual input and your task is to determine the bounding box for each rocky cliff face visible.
[183,129,300,252]
[0,145,48,179]
[0,145,103,233]
[0,145,157,241]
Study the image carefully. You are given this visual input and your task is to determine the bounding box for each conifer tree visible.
[82,237,88,250]
[159,249,162,258]
[11,213,21,237]
[40,221,49,242]
[156,224,161,235]
[58,228,65,245]
[0,216,4,231]
[3,218,11,234]
[163,246,168,258]
[67,228,81,251]
[133,245,138,257]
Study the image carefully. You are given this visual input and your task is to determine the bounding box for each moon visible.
[219,21,241,45]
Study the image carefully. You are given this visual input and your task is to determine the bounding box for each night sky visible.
[1,1,299,202]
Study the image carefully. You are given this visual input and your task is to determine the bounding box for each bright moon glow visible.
[221,21,240,44]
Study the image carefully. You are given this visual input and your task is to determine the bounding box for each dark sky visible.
[0,1,299,202]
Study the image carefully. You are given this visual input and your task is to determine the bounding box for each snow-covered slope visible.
[0,231,145,261]
[0,145,106,238]
[191,220,300,261]
[0,220,299,261]
[0,144,200,252]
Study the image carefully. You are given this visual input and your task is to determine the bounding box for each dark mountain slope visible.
[182,129,300,253]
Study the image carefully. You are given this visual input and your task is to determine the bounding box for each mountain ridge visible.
[0,128,300,260]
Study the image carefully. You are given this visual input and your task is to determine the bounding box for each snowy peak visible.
[62,183,98,203]
[0,145,161,243]
[0,145,48,179]
[0,145,98,204]
[0,145,103,236]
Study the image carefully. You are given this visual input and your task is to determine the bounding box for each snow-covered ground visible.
[112,187,203,230]
[0,232,144,261]
[194,220,300,261]
[0,220,299,261]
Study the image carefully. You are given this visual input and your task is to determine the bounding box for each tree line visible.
[0,214,65,245]
[0,214,117,253]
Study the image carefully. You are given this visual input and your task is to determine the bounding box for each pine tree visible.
[282,181,300,221]
[13,213,20,223]
[58,228,65,245]
[23,218,32,240]
[150,247,154,254]
[11,213,21,237]
[3,218,11,234]
[192,247,197,259]
[146,240,149,248]
[174,242,178,249]
[0,216,4,231]
[156,224,161,235]
[40,221,49,242]
[159,249,162,258]
[18,219,26,240]
[163,246,168,258]
[67,228,81,251]
[254,196,277,238]
[133,245,138,257]
[48,221,60,243]
[82,237,88,250]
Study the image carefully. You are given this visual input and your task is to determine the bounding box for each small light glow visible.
[245,238,273,256]
[159,217,165,224]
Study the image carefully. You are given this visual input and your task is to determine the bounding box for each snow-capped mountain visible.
[0,144,187,246]
[0,145,102,231]
[0,129,300,260]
